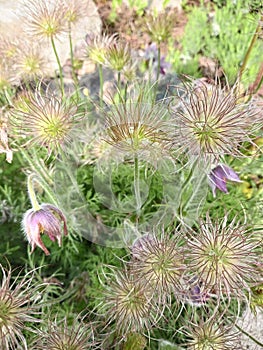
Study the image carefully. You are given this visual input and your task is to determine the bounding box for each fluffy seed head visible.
[86,33,117,66]
[101,268,158,336]
[144,11,174,44]
[10,90,83,155]
[63,0,90,25]
[13,42,48,82]
[33,316,95,349]
[0,265,42,349]
[0,37,19,65]
[131,233,185,303]
[105,40,132,72]
[171,79,261,164]
[185,213,261,298]
[22,0,68,40]
[183,318,239,349]
[103,85,173,160]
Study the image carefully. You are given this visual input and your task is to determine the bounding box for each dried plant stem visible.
[239,16,262,81]
[235,323,263,348]
[98,63,104,107]
[249,62,263,95]
[51,36,65,97]
[27,173,41,211]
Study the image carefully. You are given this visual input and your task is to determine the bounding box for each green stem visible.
[19,149,59,205]
[27,174,41,211]
[154,44,161,101]
[235,323,263,347]
[179,159,198,216]
[134,153,142,217]
[117,71,121,92]
[157,44,161,83]
[68,22,79,99]
[239,16,262,81]
[98,63,104,107]
[50,36,64,97]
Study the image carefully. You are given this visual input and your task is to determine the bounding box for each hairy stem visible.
[98,63,104,107]
[134,153,142,217]
[27,174,41,211]
[68,22,79,99]
[51,36,64,97]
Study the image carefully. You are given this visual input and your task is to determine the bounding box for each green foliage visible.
[169,1,263,84]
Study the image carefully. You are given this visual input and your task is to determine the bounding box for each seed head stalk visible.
[134,153,142,219]
[98,63,104,107]
[50,36,64,97]
[239,14,263,81]
[117,71,121,93]
[68,22,80,99]
[154,44,161,101]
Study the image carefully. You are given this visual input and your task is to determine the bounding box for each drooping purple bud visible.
[22,203,68,255]
[208,163,242,197]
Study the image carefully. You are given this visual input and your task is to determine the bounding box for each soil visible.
[94,0,188,51]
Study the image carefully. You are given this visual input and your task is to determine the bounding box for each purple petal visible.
[222,164,242,183]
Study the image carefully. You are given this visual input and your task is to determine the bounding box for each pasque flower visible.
[22,174,68,255]
[170,79,260,164]
[0,264,42,349]
[208,163,242,197]
[10,89,82,155]
[22,203,68,256]
[185,213,260,298]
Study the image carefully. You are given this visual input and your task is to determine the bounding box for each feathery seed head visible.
[63,0,90,25]
[131,233,185,303]
[0,265,43,349]
[22,203,68,255]
[104,87,172,158]
[22,0,68,40]
[106,40,132,72]
[0,37,19,65]
[86,33,117,66]
[171,79,261,164]
[144,11,174,44]
[11,90,83,155]
[185,213,261,298]
[33,316,95,349]
[101,268,158,336]
[13,42,48,82]
[183,319,239,349]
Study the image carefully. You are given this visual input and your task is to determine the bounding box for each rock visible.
[0,0,102,77]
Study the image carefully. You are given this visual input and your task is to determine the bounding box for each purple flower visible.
[209,163,242,197]
[144,43,171,75]
[22,203,68,256]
